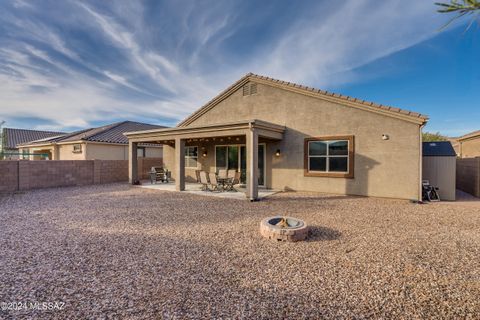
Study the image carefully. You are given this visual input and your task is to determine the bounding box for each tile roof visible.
[458,129,480,141]
[422,141,456,157]
[178,73,429,127]
[20,121,166,146]
[2,128,65,149]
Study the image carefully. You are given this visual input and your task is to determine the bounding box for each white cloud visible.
[255,0,442,87]
[0,0,449,131]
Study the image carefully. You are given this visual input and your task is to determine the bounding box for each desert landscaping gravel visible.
[1,184,479,319]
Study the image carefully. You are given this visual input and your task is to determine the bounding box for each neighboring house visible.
[1,128,65,160]
[125,73,428,201]
[456,130,480,158]
[18,121,165,160]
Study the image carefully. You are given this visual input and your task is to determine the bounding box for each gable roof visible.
[458,129,480,141]
[2,128,65,149]
[178,73,429,127]
[422,141,456,157]
[19,121,166,147]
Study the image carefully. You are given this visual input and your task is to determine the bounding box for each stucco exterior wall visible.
[58,143,86,160]
[164,81,422,200]
[21,143,163,161]
[85,143,127,160]
[459,137,480,158]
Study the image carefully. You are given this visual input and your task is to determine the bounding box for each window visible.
[185,146,198,168]
[73,144,82,153]
[137,147,145,158]
[22,148,29,160]
[304,136,354,178]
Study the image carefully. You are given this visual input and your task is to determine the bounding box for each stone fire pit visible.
[260,216,309,242]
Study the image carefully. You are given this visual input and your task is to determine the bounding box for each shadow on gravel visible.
[307,226,341,242]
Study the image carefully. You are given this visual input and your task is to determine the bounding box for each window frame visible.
[184,146,198,168]
[72,144,82,153]
[304,135,354,178]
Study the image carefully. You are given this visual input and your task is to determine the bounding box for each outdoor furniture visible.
[199,171,210,191]
[209,172,222,191]
[195,170,202,183]
[422,180,440,202]
[224,171,241,191]
[150,167,170,184]
[218,169,228,179]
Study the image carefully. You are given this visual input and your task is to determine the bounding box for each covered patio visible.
[125,119,285,201]
[137,181,280,200]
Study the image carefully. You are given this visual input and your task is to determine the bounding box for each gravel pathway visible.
[1,184,479,319]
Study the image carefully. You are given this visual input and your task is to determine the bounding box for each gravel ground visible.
[0,184,479,319]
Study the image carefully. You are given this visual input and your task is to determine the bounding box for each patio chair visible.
[199,171,209,191]
[218,169,228,179]
[225,171,241,191]
[422,180,440,202]
[195,170,202,183]
[209,172,222,192]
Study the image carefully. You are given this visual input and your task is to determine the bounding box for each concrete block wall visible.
[456,157,480,197]
[0,157,163,192]
[0,161,19,192]
[99,160,128,183]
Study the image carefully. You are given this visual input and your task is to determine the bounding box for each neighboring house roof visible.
[19,121,166,147]
[457,130,480,141]
[2,128,65,149]
[422,141,456,157]
[178,73,429,127]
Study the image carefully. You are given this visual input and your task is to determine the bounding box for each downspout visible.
[419,123,426,202]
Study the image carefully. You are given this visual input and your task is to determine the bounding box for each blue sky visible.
[0,0,478,136]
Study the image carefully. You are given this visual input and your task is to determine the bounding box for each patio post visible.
[128,141,138,184]
[246,127,259,201]
[175,138,185,191]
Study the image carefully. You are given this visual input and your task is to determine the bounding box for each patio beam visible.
[246,127,259,201]
[175,138,185,191]
[129,141,138,184]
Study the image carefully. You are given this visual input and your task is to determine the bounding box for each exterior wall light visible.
[382,134,389,140]
[202,149,208,157]
[275,149,281,157]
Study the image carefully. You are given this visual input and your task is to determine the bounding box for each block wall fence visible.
[0,158,162,192]
[456,157,480,198]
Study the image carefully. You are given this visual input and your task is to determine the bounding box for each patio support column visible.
[246,127,259,201]
[128,141,138,184]
[175,138,185,191]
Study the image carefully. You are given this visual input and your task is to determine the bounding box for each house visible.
[125,73,428,201]
[422,141,456,201]
[456,130,480,158]
[18,121,165,160]
[1,128,65,160]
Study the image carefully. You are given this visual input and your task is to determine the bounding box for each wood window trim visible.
[304,135,354,178]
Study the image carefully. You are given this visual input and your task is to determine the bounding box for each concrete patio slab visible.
[136,181,280,200]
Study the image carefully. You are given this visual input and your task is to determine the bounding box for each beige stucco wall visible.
[86,143,163,160]
[21,143,162,161]
[164,81,422,200]
[58,143,86,160]
[459,137,480,158]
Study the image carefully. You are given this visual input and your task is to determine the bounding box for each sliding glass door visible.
[215,144,265,186]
